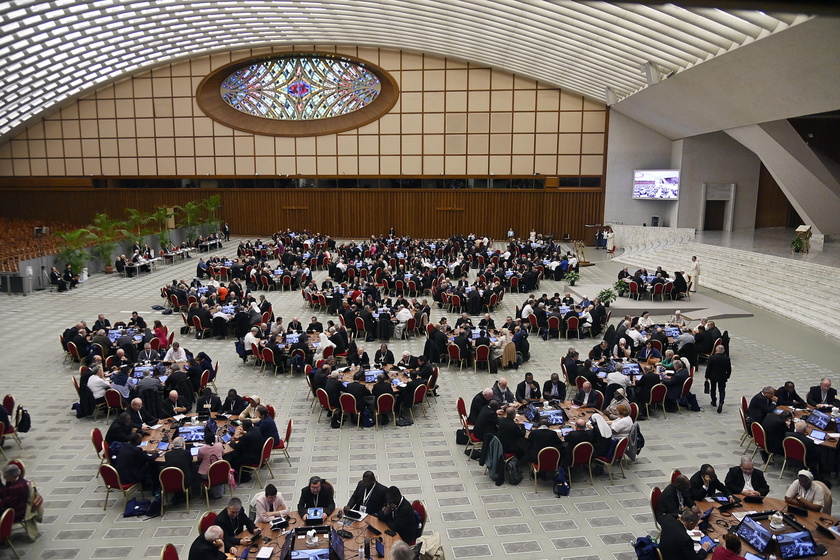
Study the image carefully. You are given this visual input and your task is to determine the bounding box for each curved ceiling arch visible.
[0,1,809,143]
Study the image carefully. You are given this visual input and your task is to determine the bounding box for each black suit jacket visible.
[196,394,222,413]
[344,381,372,404]
[724,465,770,496]
[747,392,775,424]
[297,483,336,516]
[105,420,134,444]
[114,443,159,484]
[496,417,525,454]
[374,349,395,365]
[656,482,693,518]
[806,385,840,407]
[214,508,256,549]
[164,448,194,488]
[561,429,592,465]
[127,407,157,430]
[221,395,247,415]
[775,387,805,408]
[325,377,344,408]
[161,396,192,418]
[188,535,226,560]
[704,353,731,382]
[376,498,419,543]
[473,406,499,440]
[527,428,562,463]
[658,514,708,560]
[345,480,388,515]
[228,428,266,465]
[515,380,541,402]
[688,470,729,500]
[542,380,566,401]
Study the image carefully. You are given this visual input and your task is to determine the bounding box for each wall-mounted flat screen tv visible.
[632,170,680,200]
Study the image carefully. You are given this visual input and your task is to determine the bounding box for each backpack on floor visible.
[553,466,570,497]
[505,458,523,486]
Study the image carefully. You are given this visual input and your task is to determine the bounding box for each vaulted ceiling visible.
[0,1,816,143]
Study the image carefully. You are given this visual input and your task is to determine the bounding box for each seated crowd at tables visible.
[747,377,840,483]
[617,265,689,299]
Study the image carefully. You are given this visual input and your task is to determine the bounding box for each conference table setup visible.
[695,495,840,558]
[231,510,400,560]
[139,411,239,461]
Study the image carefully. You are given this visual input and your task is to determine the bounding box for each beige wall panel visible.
[581,133,605,154]
[581,155,604,175]
[445,92,467,112]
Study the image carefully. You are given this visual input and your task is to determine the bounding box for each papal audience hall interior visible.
[1,1,840,560]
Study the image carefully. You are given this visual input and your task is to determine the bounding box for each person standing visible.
[705,345,731,414]
[689,256,700,293]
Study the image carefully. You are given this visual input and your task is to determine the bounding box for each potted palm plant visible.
[790,237,805,253]
[53,228,96,276]
[614,279,629,297]
[565,271,580,286]
[175,201,203,243]
[597,287,617,307]
[89,213,125,273]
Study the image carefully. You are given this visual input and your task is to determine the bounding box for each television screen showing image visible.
[633,170,680,200]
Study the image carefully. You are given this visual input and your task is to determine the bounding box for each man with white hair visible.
[468,388,493,425]
[127,398,157,430]
[188,525,227,560]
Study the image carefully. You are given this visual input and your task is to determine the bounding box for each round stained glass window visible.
[197,53,399,137]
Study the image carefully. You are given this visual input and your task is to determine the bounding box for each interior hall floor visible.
[1,237,837,560]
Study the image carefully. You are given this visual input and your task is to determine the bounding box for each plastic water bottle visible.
[359,544,365,560]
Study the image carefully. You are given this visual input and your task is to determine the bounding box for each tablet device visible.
[699,536,716,550]
[735,516,773,553]
[744,553,763,560]
[308,507,323,519]
[157,442,170,451]
[221,433,231,444]
[809,429,827,441]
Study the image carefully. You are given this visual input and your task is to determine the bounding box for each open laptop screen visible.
[776,530,817,560]
[735,516,772,553]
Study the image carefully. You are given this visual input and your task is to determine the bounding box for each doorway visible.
[703,200,726,230]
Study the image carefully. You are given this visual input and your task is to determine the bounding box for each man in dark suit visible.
[399,371,427,418]
[497,407,525,457]
[747,386,777,425]
[374,344,395,366]
[775,381,806,408]
[787,420,826,476]
[359,306,376,341]
[656,475,698,519]
[324,372,344,411]
[658,510,712,560]
[452,329,473,367]
[161,390,191,418]
[188,526,227,560]
[704,345,731,413]
[806,378,840,410]
[220,389,247,416]
[127,398,157,431]
[662,362,689,410]
[473,400,501,440]
[561,418,592,466]
[526,419,563,463]
[286,317,304,334]
[344,471,388,516]
[343,371,373,414]
[297,476,336,520]
[515,372,541,403]
[306,317,324,334]
[375,486,419,544]
[114,433,160,488]
[163,436,194,496]
[105,413,135,444]
[688,464,731,500]
[468,389,492,425]
[572,381,599,408]
[256,405,280,443]
[724,457,770,497]
[223,419,266,476]
[196,388,222,414]
[542,373,566,401]
[761,409,792,457]
[214,497,259,551]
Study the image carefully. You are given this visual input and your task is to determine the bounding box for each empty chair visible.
[530,447,561,492]
[158,467,190,515]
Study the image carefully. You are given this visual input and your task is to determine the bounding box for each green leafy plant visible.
[597,287,617,306]
[121,208,153,248]
[89,213,125,269]
[149,206,174,250]
[53,228,96,274]
[201,194,222,234]
[614,279,629,294]
[175,201,202,242]
[565,271,580,285]
[790,237,805,253]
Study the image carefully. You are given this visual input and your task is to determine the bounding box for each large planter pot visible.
[103,265,115,274]
[569,280,576,286]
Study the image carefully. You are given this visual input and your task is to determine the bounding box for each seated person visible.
[297,476,336,520]
[526,418,563,463]
[491,377,515,404]
[105,412,135,444]
[49,267,67,291]
[224,419,266,477]
[113,433,160,489]
[163,436,193,500]
[806,378,839,410]
[572,381,598,408]
[127,398,157,430]
[252,483,290,523]
[724,456,770,497]
[375,486,420,544]
[188,525,227,560]
[515,372,541,403]
[496,407,526,457]
[163,341,187,363]
[344,471,388,516]
[775,381,806,408]
[688,464,730,500]
[214,497,259,551]
[196,387,222,414]
[0,464,31,522]
[784,469,825,512]
[220,389,247,415]
[636,341,661,363]
[658,509,712,560]
[256,405,280,443]
[542,373,566,402]
[161,390,191,417]
[656,475,699,519]
[561,418,592,466]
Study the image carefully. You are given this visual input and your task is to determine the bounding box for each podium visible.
[795,225,812,253]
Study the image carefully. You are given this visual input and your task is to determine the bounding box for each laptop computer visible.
[735,516,773,553]
[806,409,831,430]
[776,530,818,559]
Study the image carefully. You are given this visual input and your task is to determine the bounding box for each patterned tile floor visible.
[1,239,837,560]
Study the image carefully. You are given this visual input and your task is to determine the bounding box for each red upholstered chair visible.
[565,316,580,339]
[650,487,662,530]
[402,317,417,340]
[407,385,428,422]
[530,447,561,492]
[158,467,190,515]
[629,402,639,423]
[197,510,217,535]
[375,394,396,430]
[339,394,361,429]
[646,384,667,419]
[160,543,179,560]
[99,464,140,510]
[456,397,469,425]
[261,348,281,376]
[91,428,105,463]
[316,388,338,421]
[0,507,18,559]
[750,423,775,467]
[2,396,13,416]
[474,345,490,372]
[202,460,232,508]
[354,317,367,341]
[410,500,426,544]
[273,419,293,466]
[670,469,682,484]
[569,441,595,486]
[677,378,693,415]
[447,344,464,371]
[251,343,263,369]
[240,437,274,485]
[66,341,82,363]
[594,437,629,484]
[192,316,211,340]
[98,389,125,423]
[461,415,482,461]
